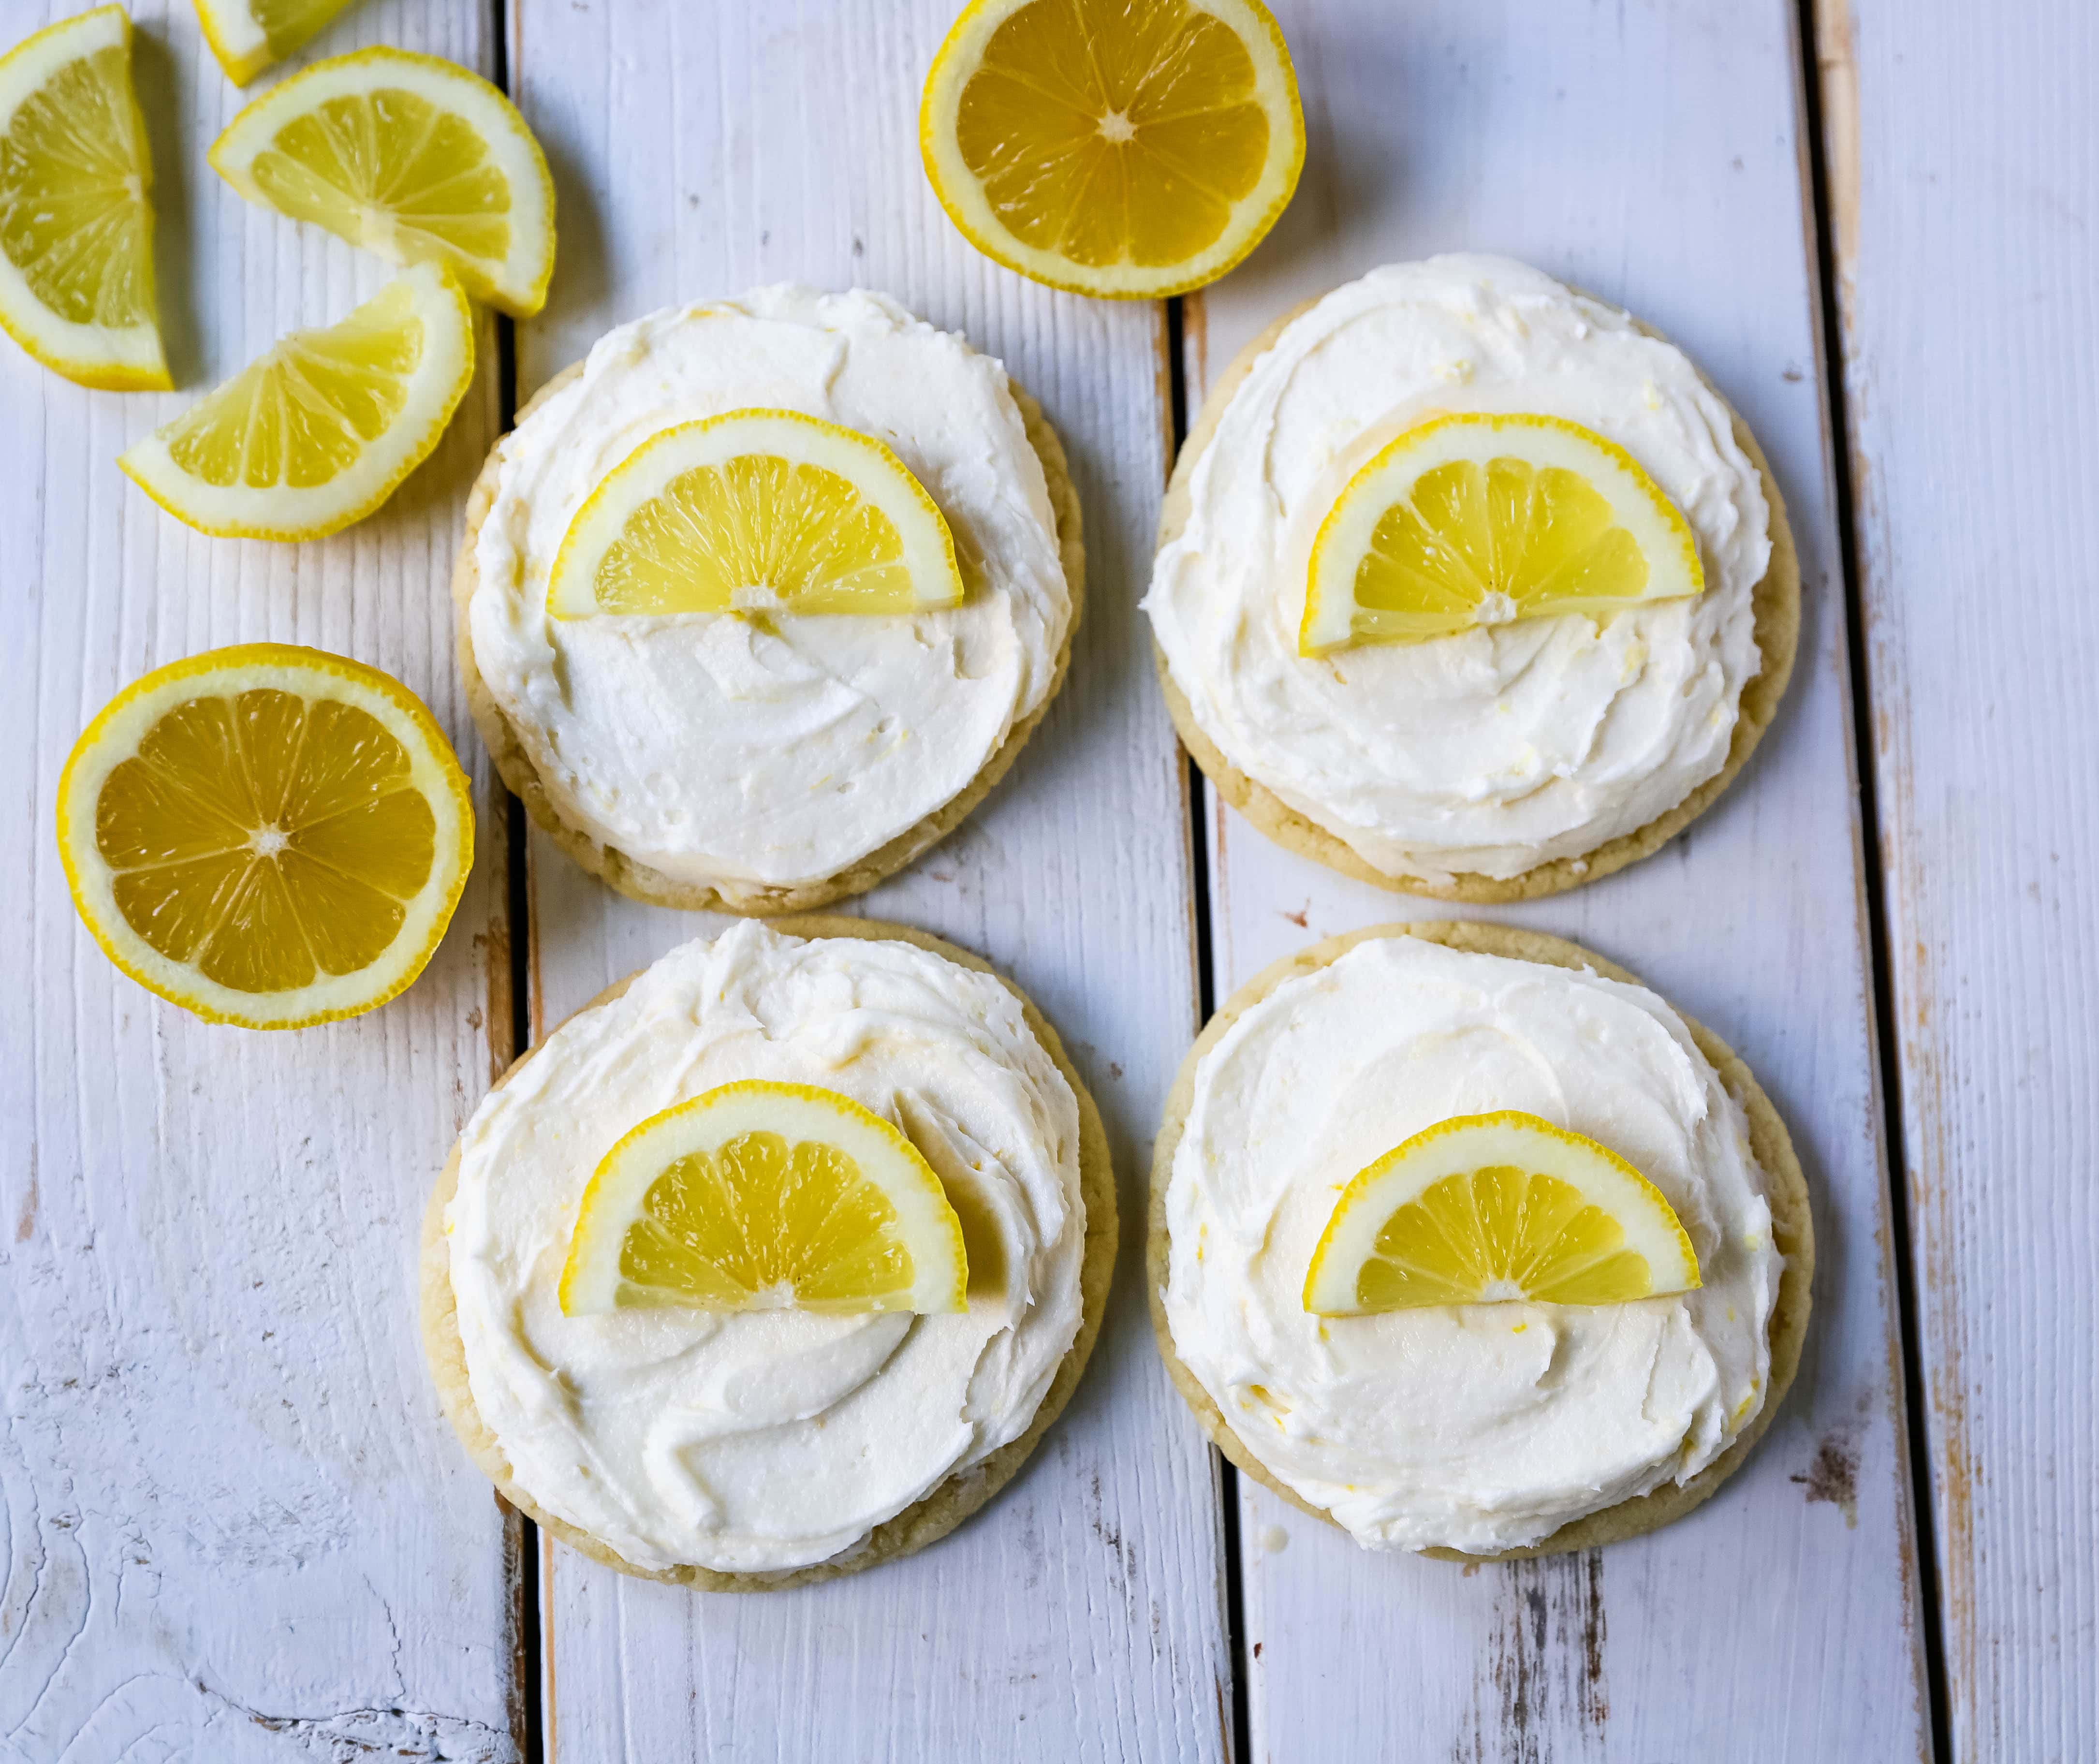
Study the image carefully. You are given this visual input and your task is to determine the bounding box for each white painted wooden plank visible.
[0,1,521,1759]
[1822,0,2097,1755]
[506,2,1228,1759]
[1182,2,1929,1757]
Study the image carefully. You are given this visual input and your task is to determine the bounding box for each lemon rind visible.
[207,46,558,317]
[545,407,967,621]
[56,642,476,1030]
[190,0,273,85]
[919,0,1305,301]
[1301,1108,1702,1315]
[0,6,170,390]
[117,260,475,542]
[559,1079,970,1317]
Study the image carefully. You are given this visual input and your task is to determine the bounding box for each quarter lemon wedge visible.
[57,644,474,1030]
[209,48,555,318]
[546,408,966,620]
[920,0,1303,299]
[0,6,168,390]
[560,1082,969,1316]
[1302,1111,1701,1315]
[192,0,365,87]
[1300,413,1705,656]
[118,260,474,541]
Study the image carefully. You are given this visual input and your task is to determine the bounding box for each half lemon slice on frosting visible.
[560,1080,969,1316]
[547,408,966,620]
[1299,413,1704,656]
[1302,1110,1701,1315]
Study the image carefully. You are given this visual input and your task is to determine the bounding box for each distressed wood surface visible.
[504,2,1227,1759]
[1178,1,1930,1758]
[0,2,520,1760]
[1823,0,2098,1756]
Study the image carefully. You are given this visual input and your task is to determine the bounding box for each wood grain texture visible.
[1176,1,1930,1757]
[1826,0,2099,1755]
[503,1,1227,1758]
[0,2,520,1759]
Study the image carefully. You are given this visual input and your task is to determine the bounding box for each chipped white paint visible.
[0,1,520,1760]
[1830,1,2099,1757]
[1185,0,1929,1757]
[506,1,1227,1758]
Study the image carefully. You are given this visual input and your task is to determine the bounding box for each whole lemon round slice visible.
[920,0,1303,299]
[118,260,474,542]
[1302,1111,1701,1315]
[58,644,474,1030]
[208,47,556,318]
[1300,413,1706,656]
[192,0,365,88]
[0,5,168,391]
[560,1081,969,1317]
[547,408,967,620]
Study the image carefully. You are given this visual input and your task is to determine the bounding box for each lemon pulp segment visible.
[193,0,366,88]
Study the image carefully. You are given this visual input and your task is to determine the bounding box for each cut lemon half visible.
[1300,413,1706,655]
[560,1081,969,1316]
[118,259,473,541]
[192,0,365,87]
[546,408,966,621]
[1302,1111,1701,1314]
[921,0,1303,299]
[209,48,555,317]
[0,6,168,390]
[57,643,474,1030]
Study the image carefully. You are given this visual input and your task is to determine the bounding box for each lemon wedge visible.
[1300,413,1705,655]
[192,0,365,87]
[118,260,474,541]
[1302,1111,1701,1314]
[560,1081,969,1316]
[546,408,966,620]
[208,48,555,317]
[57,643,474,1029]
[920,0,1303,299]
[0,5,168,390]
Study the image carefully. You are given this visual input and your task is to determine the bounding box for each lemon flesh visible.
[57,644,474,1029]
[547,408,966,620]
[1302,1111,1701,1315]
[921,0,1303,299]
[193,0,366,88]
[0,6,167,390]
[560,1082,969,1317]
[118,259,474,542]
[1300,413,1706,655]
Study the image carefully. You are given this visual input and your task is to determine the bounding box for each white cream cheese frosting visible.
[468,287,1072,889]
[1161,936,1781,1554]
[445,921,1086,1575]
[1145,254,1772,883]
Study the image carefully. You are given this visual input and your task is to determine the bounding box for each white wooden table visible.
[3,0,2090,1759]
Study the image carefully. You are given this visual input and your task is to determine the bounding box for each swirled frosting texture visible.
[1161,936,1780,1553]
[1145,255,1771,883]
[446,922,1085,1574]
[469,287,1071,889]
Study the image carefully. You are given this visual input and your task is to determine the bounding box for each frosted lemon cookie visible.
[1146,256,1800,899]
[423,917,1114,1587]
[1148,922,1812,1558]
[456,287,1083,912]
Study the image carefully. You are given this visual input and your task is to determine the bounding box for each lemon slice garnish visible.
[1302,1111,1701,1314]
[191,0,365,87]
[559,1081,969,1317]
[1300,413,1706,656]
[920,0,1304,299]
[209,47,556,318]
[57,643,474,1030]
[546,408,967,620]
[0,5,168,391]
[118,260,474,542]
